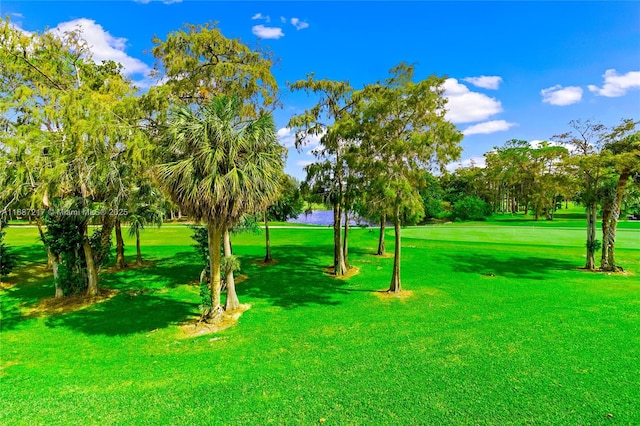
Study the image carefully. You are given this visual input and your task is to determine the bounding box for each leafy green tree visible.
[288,76,356,276]
[1,18,147,295]
[356,63,463,292]
[151,22,278,116]
[599,119,640,271]
[158,96,283,316]
[420,173,445,220]
[554,119,612,270]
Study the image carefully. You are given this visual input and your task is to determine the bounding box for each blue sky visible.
[3,1,639,179]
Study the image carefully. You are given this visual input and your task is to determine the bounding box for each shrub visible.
[0,219,17,281]
[451,196,491,221]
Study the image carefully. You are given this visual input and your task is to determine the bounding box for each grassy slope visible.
[1,214,639,425]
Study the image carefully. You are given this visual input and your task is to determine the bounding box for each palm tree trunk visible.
[388,204,401,293]
[207,222,222,312]
[53,255,63,298]
[377,214,386,256]
[264,210,272,263]
[115,219,127,269]
[135,228,142,264]
[82,225,99,296]
[224,227,240,311]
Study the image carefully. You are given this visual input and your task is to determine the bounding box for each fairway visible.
[2,220,639,425]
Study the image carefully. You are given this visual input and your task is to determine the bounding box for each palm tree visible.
[158,96,284,316]
[127,205,164,265]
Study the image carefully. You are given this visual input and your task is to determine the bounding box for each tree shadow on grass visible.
[43,292,197,336]
[9,244,48,265]
[2,248,200,335]
[449,253,577,280]
[1,256,53,331]
[103,251,202,290]
[240,244,350,309]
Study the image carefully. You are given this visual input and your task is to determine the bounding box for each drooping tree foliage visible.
[1,18,148,296]
[288,77,357,276]
[355,63,463,292]
[0,217,17,284]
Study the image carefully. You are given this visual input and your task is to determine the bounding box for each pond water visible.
[287,210,372,226]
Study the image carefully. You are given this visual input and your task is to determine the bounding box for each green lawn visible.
[1,217,639,425]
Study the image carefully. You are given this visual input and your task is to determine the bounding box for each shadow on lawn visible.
[240,244,350,309]
[1,247,200,335]
[43,292,196,336]
[450,253,576,280]
[1,244,52,331]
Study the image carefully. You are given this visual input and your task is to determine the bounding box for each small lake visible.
[287,210,372,226]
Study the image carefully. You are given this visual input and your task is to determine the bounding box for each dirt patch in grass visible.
[252,259,280,267]
[323,265,360,279]
[373,289,414,300]
[24,288,119,317]
[577,267,636,276]
[180,303,251,338]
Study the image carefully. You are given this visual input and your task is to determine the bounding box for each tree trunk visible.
[605,172,630,271]
[224,227,240,311]
[343,209,350,269]
[600,205,612,270]
[115,219,127,269]
[36,217,55,270]
[333,202,346,276]
[207,222,222,311]
[388,204,401,293]
[82,225,99,297]
[585,201,597,270]
[135,228,142,264]
[377,214,386,256]
[264,210,272,263]
[95,214,116,269]
[53,255,63,298]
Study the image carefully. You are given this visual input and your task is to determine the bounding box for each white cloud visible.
[11,13,24,18]
[443,78,503,124]
[446,156,486,172]
[463,120,516,136]
[462,76,503,90]
[7,22,32,36]
[588,69,640,97]
[531,139,577,153]
[277,127,295,147]
[252,25,284,40]
[291,18,309,30]
[540,85,583,106]
[277,127,324,148]
[296,160,315,167]
[49,19,151,78]
[280,16,287,23]
[251,13,270,22]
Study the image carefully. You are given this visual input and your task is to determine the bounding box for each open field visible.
[1,213,639,425]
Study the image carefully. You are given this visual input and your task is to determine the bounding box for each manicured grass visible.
[1,219,639,425]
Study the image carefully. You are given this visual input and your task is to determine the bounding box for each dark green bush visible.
[451,196,491,221]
